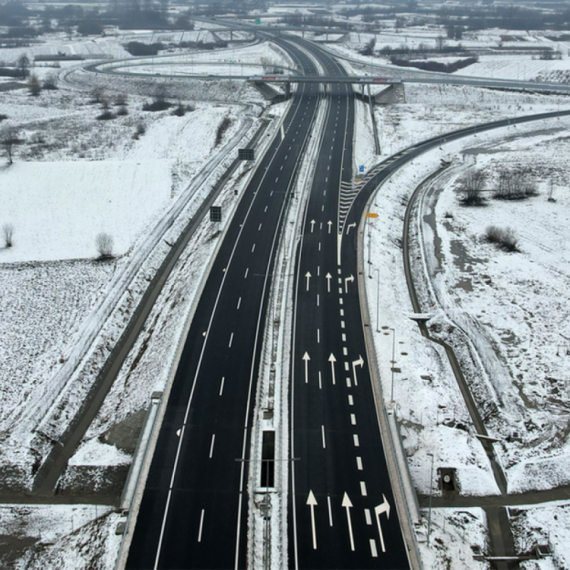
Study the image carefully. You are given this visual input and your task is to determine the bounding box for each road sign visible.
[355,177,362,182]
[359,165,364,172]
[366,212,379,218]
[210,206,222,222]
[238,148,254,160]
[255,18,261,24]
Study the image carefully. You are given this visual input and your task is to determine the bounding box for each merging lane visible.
[288,38,410,569]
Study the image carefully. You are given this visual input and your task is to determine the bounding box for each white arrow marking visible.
[325,273,332,292]
[346,222,356,235]
[305,272,312,291]
[281,124,285,141]
[307,491,318,550]
[310,219,316,233]
[344,274,354,293]
[303,352,310,383]
[342,493,355,551]
[352,355,364,387]
[374,494,391,553]
[327,220,332,234]
[328,353,336,385]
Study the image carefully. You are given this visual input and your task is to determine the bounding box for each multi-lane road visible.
[126,35,409,570]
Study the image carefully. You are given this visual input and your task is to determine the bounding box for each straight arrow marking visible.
[342,493,355,551]
[328,353,336,385]
[303,352,310,383]
[305,272,312,291]
[325,272,332,292]
[310,219,316,233]
[327,220,332,234]
[307,491,318,550]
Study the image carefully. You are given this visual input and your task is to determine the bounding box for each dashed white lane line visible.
[356,456,363,471]
[317,266,320,276]
[321,205,325,212]
[219,377,225,396]
[258,223,262,231]
[350,414,356,425]
[320,222,322,230]
[341,321,346,329]
[370,539,378,558]
[338,287,343,294]
[327,495,334,526]
[280,165,284,170]
[338,277,342,284]
[353,434,360,447]
[338,268,342,274]
[209,434,216,458]
[340,308,344,316]
[317,294,320,306]
[319,371,322,390]
[346,377,351,388]
[339,298,343,305]
[323,190,326,196]
[343,347,348,356]
[344,362,349,371]
[321,425,326,449]
[197,509,205,542]
[275,177,279,182]
[264,205,268,212]
[244,268,249,278]
[365,508,372,525]
[237,297,241,310]
[251,244,256,253]
[317,328,320,343]
[342,333,346,341]
[318,242,321,251]
[228,333,234,348]
[360,481,368,496]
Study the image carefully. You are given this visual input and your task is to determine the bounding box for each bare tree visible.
[495,169,538,200]
[96,233,114,259]
[90,85,106,104]
[2,223,14,248]
[460,168,486,205]
[43,74,58,90]
[1,128,22,165]
[28,75,41,96]
[17,54,30,79]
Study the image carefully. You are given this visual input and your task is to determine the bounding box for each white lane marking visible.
[353,434,360,447]
[319,371,322,389]
[339,298,343,305]
[343,347,348,356]
[229,333,234,348]
[351,414,356,425]
[340,309,344,317]
[357,457,363,471]
[318,242,321,250]
[317,294,320,306]
[338,288,343,294]
[317,328,320,343]
[327,165,330,170]
[270,190,274,197]
[338,268,342,274]
[237,297,242,310]
[219,377,225,396]
[344,362,349,371]
[321,205,325,212]
[251,243,256,253]
[264,205,268,212]
[321,425,326,448]
[317,266,320,276]
[323,190,326,196]
[280,165,284,170]
[346,377,351,387]
[275,177,279,182]
[244,268,249,278]
[341,321,345,329]
[342,333,346,341]
[320,222,322,230]
[197,509,205,542]
[325,177,328,182]
[365,508,372,525]
[285,155,288,160]
[370,539,378,558]
[327,495,333,527]
[360,481,368,496]
[209,434,216,458]
[258,223,262,231]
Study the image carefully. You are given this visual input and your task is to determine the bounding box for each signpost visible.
[210,206,222,222]
[238,148,254,161]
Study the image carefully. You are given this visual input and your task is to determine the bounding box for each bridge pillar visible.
[367,83,381,155]
[285,82,291,99]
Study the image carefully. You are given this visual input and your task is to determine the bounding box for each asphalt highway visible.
[287,38,410,570]
[126,39,322,570]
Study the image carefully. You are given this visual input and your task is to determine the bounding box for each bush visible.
[493,169,538,200]
[142,100,171,112]
[116,105,128,116]
[125,41,164,56]
[43,74,58,90]
[28,75,41,96]
[2,223,14,248]
[459,169,486,206]
[215,116,232,147]
[485,226,519,252]
[96,110,115,120]
[0,114,7,122]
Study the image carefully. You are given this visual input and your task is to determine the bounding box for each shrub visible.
[125,41,164,56]
[116,105,128,116]
[43,74,58,90]
[2,223,14,248]
[96,110,115,120]
[485,226,519,252]
[493,169,538,200]
[459,169,486,206]
[28,75,41,96]
[215,116,232,147]
[0,114,7,122]
[142,100,171,112]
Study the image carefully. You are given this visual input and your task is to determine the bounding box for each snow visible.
[0,160,171,262]
[69,438,131,467]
